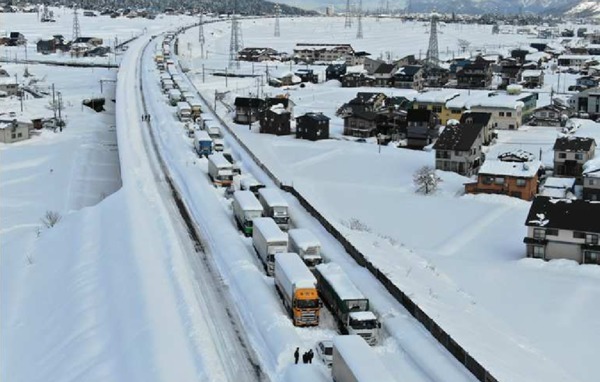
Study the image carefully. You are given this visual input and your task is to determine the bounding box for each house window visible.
[432,105,442,113]
[586,234,599,245]
[506,112,512,117]
[11,134,16,139]
[573,231,586,239]
[494,177,505,185]
[584,250,600,264]
[575,153,583,160]
[17,133,22,138]
[558,153,566,159]
[499,112,505,117]
[419,105,427,110]
[509,124,515,129]
[546,229,559,236]
[533,228,546,239]
[455,151,462,156]
[531,245,545,259]
[482,176,494,185]
[516,178,527,187]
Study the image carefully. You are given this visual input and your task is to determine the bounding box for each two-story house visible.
[465,159,541,200]
[531,103,571,127]
[296,113,330,141]
[456,59,493,89]
[553,136,597,177]
[520,69,544,88]
[524,196,600,264]
[433,123,485,176]
[459,112,494,145]
[259,104,291,136]
[234,97,265,124]
[412,89,461,125]
[568,87,600,118]
[583,168,600,201]
[392,65,424,90]
[342,110,378,137]
[373,63,397,87]
[405,109,440,149]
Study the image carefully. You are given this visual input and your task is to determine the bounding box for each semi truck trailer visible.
[332,335,395,382]
[232,191,263,236]
[288,228,323,269]
[252,217,288,275]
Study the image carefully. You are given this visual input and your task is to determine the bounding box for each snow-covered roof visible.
[332,336,395,381]
[497,149,536,162]
[208,153,232,169]
[543,177,576,189]
[253,217,287,242]
[288,229,320,250]
[521,70,543,77]
[447,90,529,110]
[269,103,288,115]
[315,262,366,302]
[233,190,263,211]
[258,188,288,208]
[479,160,541,178]
[526,52,551,62]
[540,187,569,199]
[413,89,462,104]
[274,253,316,289]
[558,54,600,61]
[349,311,377,321]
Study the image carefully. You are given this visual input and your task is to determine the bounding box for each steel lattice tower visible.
[198,12,205,58]
[356,0,363,39]
[425,12,439,68]
[72,7,81,41]
[344,0,352,28]
[274,4,281,37]
[229,0,243,69]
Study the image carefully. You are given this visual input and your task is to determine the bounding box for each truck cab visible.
[348,311,380,346]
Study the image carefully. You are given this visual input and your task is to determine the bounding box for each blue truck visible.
[194,130,213,157]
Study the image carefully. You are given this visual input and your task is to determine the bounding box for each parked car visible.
[315,340,333,368]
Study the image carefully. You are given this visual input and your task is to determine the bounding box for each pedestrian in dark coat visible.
[308,349,313,364]
[294,347,299,364]
[302,352,308,364]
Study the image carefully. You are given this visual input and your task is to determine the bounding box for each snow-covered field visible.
[178,17,600,382]
[3,12,600,382]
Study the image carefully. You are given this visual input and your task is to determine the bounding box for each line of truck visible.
[156,35,390,380]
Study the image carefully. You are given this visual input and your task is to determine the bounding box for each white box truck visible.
[274,253,321,326]
[208,153,234,187]
[240,175,265,197]
[194,130,213,157]
[168,89,182,106]
[288,228,323,269]
[258,188,290,231]
[332,335,395,382]
[206,122,222,139]
[232,190,263,236]
[176,101,192,122]
[315,263,381,345]
[252,217,288,275]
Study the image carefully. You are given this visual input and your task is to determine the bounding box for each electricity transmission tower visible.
[198,12,205,58]
[72,6,81,41]
[356,0,363,39]
[229,0,243,68]
[274,3,281,37]
[344,0,352,28]
[425,12,439,68]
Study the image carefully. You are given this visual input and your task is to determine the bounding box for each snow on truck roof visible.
[315,262,367,302]
[275,253,317,289]
[288,229,320,249]
[194,130,211,141]
[349,311,377,321]
[208,153,233,169]
[333,335,395,382]
[233,191,263,211]
[252,217,288,242]
[258,188,289,207]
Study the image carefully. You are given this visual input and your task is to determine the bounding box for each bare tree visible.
[41,210,62,228]
[413,166,442,195]
[457,39,471,53]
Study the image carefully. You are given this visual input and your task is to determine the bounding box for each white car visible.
[315,340,333,368]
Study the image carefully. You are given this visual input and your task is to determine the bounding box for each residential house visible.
[347,92,387,113]
[0,77,18,96]
[340,72,374,88]
[373,63,396,87]
[392,65,424,90]
[569,87,600,118]
[511,49,529,64]
[342,110,378,137]
[0,119,31,143]
[583,168,600,201]
[72,37,103,46]
[326,63,347,81]
[553,136,596,177]
[293,43,354,63]
[237,47,280,62]
[36,35,68,54]
[412,89,461,125]
[394,54,419,66]
[460,111,494,145]
[456,59,493,89]
[345,51,370,66]
[363,57,385,75]
[557,55,600,68]
[540,177,576,199]
[422,66,450,88]
[524,196,600,264]
[499,60,522,89]
[433,123,485,176]
[456,89,536,130]
[259,104,291,136]
[575,76,599,89]
[264,96,294,116]
[405,109,440,149]
[294,68,322,84]
[531,103,571,127]
[7,32,26,46]
[376,110,407,141]
[296,113,330,141]
[520,69,544,88]
[465,159,541,200]
[234,97,264,124]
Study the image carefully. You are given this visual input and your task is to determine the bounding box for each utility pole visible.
[274,3,281,37]
[356,0,363,39]
[52,84,57,120]
[198,12,205,59]
[72,6,81,42]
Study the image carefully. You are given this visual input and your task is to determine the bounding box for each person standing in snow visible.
[308,349,313,364]
[294,347,299,364]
